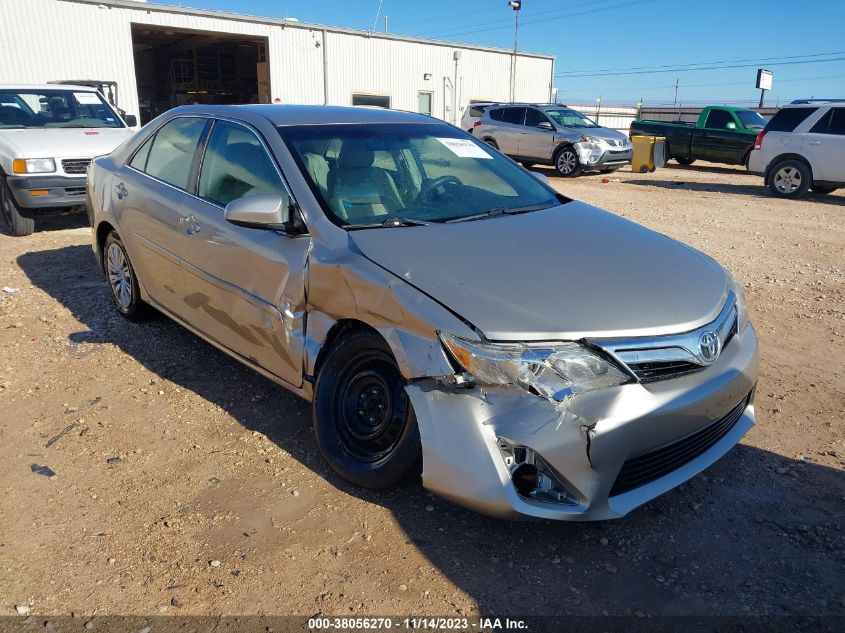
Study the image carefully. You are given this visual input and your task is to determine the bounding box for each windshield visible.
[0,89,124,129]
[545,108,599,129]
[279,123,562,227]
[736,110,767,130]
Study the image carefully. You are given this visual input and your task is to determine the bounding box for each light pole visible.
[508,0,522,102]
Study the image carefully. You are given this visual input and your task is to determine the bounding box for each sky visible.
[147,0,845,106]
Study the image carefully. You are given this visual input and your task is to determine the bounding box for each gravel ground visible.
[0,162,843,620]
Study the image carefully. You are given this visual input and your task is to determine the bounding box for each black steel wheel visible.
[313,330,421,489]
[1,178,35,236]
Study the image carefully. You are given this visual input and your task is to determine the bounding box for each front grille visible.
[65,187,86,196]
[628,360,702,382]
[609,395,749,497]
[61,158,92,175]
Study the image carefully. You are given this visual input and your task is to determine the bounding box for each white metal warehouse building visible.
[0,0,555,127]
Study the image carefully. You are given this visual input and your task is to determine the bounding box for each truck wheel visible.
[675,157,696,166]
[1,179,35,236]
[554,146,582,177]
[769,160,811,199]
[313,330,422,489]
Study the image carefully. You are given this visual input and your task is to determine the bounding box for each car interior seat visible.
[327,139,403,223]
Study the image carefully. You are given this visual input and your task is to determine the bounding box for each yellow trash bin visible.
[631,135,665,173]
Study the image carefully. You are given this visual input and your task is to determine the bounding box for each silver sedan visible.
[87,104,758,520]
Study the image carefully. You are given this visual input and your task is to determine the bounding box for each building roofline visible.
[63,0,555,61]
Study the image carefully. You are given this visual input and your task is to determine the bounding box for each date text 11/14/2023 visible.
[308,617,529,630]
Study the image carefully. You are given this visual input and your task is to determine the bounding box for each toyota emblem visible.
[698,330,721,364]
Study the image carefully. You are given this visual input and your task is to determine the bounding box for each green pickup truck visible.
[629,105,768,167]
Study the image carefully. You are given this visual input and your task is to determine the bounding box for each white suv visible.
[748,100,845,199]
[1,84,136,235]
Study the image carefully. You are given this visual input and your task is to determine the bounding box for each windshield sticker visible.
[436,137,493,159]
[74,92,101,105]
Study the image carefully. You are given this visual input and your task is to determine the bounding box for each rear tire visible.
[768,159,811,199]
[1,178,35,237]
[812,185,837,195]
[313,330,422,489]
[675,157,696,166]
[483,138,499,150]
[554,146,582,177]
[102,231,149,322]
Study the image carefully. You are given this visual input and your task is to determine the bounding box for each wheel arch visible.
[312,319,383,380]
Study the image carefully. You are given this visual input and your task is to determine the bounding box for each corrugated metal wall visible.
[0,0,554,125]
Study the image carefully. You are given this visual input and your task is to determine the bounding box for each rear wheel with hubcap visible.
[769,160,811,198]
[103,231,148,321]
[1,178,35,236]
[554,146,582,177]
[313,330,421,489]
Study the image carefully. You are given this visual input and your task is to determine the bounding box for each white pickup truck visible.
[0,84,136,236]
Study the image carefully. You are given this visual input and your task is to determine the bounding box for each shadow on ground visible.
[625,179,845,205]
[0,206,89,235]
[17,245,845,618]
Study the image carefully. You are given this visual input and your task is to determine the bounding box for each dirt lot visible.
[1,162,843,620]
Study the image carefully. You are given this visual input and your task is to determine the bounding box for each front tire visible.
[313,330,422,489]
[1,178,35,236]
[769,160,811,198]
[102,231,148,321]
[554,146,582,177]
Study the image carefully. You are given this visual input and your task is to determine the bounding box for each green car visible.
[630,105,767,167]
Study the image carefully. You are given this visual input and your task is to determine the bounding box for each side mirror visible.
[537,121,554,130]
[725,121,737,130]
[124,114,138,127]
[530,171,549,185]
[225,194,288,230]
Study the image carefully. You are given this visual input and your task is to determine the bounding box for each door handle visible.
[808,140,822,145]
[180,214,201,236]
[114,182,128,200]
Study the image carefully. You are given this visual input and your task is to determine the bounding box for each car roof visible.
[0,83,99,92]
[166,104,440,126]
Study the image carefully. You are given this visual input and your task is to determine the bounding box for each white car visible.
[0,84,136,235]
[748,100,845,199]
[460,102,498,134]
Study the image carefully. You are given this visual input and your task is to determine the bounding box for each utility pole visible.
[673,78,679,107]
[384,15,388,33]
[508,0,522,102]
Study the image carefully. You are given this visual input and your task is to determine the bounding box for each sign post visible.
[756,69,773,108]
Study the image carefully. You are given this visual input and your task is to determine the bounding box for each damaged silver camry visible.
[87,105,758,520]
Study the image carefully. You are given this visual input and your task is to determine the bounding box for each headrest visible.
[337,139,375,169]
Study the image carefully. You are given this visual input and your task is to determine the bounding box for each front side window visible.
[279,123,562,227]
[525,108,551,128]
[545,108,598,128]
[827,108,845,135]
[0,88,123,129]
[704,109,734,129]
[199,120,286,207]
[143,117,207,190]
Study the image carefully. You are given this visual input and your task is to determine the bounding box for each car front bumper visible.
[574,144,633,170]
[408,323,758,521]
[6,175,88,208]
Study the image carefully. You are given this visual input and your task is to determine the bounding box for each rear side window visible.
[198,120,286,208]
[501,107,526,125]
[144,117,207,190]
[488,108,504,121]
[765,107,818,132]
[704,109,734,129]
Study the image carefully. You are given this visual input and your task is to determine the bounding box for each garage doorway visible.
[131,25,270,125]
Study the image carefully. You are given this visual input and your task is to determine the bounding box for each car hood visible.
[350,202,729,341]
[570,126,630,144]
[0,127,135,159]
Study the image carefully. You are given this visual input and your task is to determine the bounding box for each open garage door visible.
[131,25,270,125]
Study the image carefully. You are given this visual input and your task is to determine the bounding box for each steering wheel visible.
[420,175,462,200]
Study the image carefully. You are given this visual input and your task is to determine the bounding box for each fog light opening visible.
[497,438,577,505]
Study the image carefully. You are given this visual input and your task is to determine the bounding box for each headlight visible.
[13,158,56,174]
[729,274,749,331]
[439,333,630,402]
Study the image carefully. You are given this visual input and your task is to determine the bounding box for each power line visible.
[555,50,845,76]
[555,55,845,78]
[413,0,655,40]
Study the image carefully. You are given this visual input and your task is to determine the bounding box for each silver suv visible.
[476,103,633,177]
[748,100,845,198]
